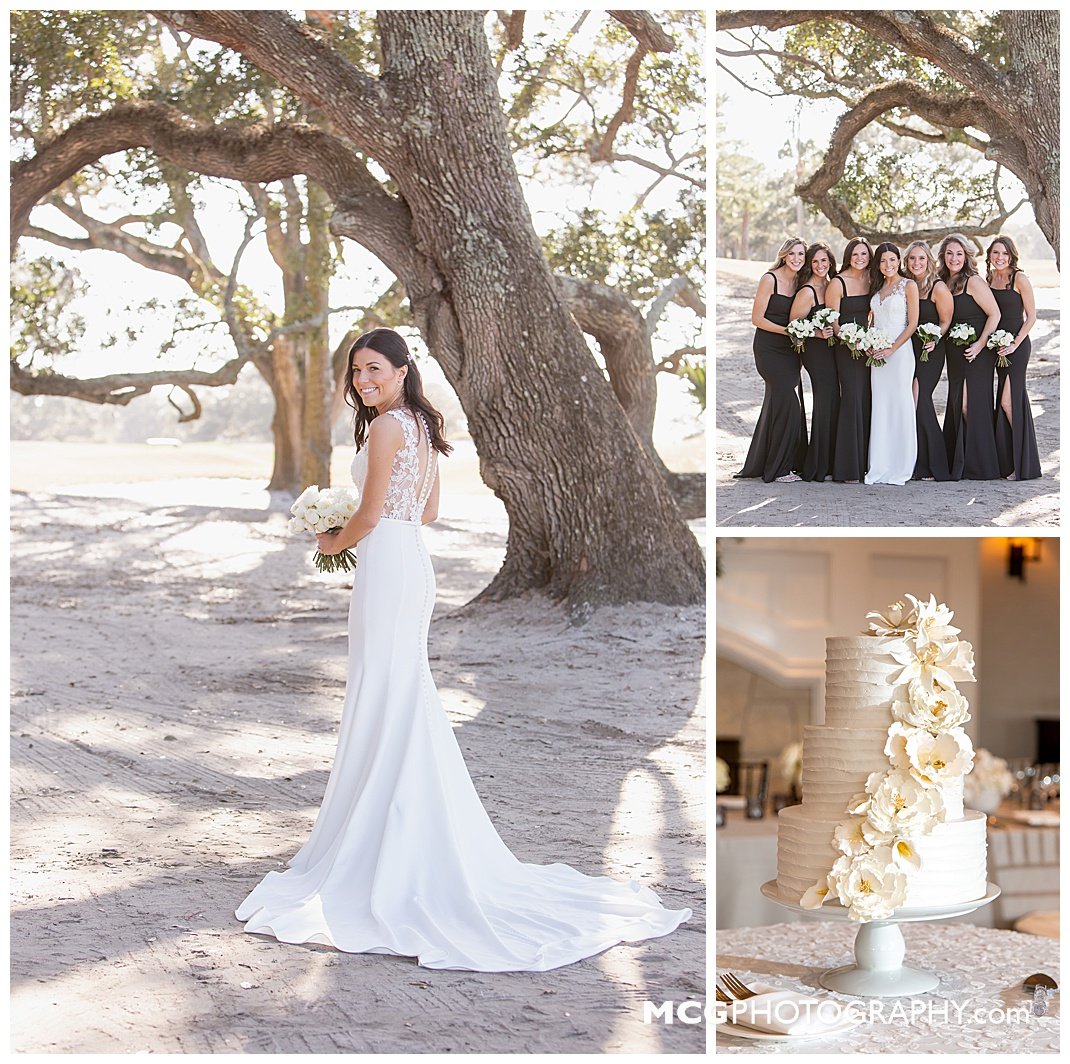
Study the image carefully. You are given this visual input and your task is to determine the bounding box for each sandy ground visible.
[10,442,706,1054]
[715,262,1060,527]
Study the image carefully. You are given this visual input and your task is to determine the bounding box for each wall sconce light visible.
[1007,538,1043,580]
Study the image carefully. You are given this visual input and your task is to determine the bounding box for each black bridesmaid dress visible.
[831,277,872,482]
[799,285,838,482]
[735,273,808,482]
[992,273,1041,480]
[912,289,952,481]
[943,289,999,480]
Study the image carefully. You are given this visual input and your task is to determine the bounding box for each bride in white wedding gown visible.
[865,244,920,486]
[235,328,691,971]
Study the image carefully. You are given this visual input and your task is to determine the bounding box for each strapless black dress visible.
[992,273,1041,480]
[736,272,807,481]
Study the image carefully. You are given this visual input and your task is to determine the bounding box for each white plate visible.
[716,1014,864,1041]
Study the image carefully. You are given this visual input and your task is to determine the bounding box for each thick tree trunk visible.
[372,12,703,610]
[266,338,305,493]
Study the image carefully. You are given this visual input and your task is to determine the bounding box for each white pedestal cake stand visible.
[760,880,1001,997]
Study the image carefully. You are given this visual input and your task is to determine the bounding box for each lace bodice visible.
[351,407,437,522]
[870,277,908,343]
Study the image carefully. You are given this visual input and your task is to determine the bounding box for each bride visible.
[234,328,691,971]
[865,243,919,486]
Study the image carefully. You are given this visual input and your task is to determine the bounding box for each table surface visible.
[716,921,1060,1053]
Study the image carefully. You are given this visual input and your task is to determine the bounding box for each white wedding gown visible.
[865,279,918,485]
[235,406,691,971]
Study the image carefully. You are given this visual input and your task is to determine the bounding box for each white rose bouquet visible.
[812,307,840,346]
[948,323,977,347]
[787,316,816,353]
[289,485,360,573]
[986,329,1016,368]
[860,328,893,369]
[915,323,942,362]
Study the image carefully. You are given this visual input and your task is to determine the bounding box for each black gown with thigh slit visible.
[831,277,872,482]
[735,273,808,482]
[912,291,952,481]
[943,290,1000,480]
[992,273,1041,480]
[799,285,839,482]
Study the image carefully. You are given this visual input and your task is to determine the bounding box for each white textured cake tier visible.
[776,805,987,908]
[823,635,902,727]
[801,725,964,820]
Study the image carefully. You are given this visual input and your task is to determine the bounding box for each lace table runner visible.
[717,921,1059,1053]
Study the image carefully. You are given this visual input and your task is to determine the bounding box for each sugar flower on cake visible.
[828,847,910,921]
[910,593,962,649]
[892,684,971,732]
[886,636,975,692]
[851,769,945,837]
[865,598,917,637]
[884,723,975,788]
[833,816,870,856]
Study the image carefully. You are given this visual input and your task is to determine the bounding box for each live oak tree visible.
[11,10,705,610]
[717,9,1059,261]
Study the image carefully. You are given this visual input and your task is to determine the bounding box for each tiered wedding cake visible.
[776,595,988,920]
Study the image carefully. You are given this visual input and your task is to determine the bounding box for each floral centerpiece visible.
[779,741,803,801]
[964,749,1015,813]
[716,757,731,794]
[800,594,976,921]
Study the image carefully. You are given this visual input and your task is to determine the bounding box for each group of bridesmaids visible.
[735,231,1042,484]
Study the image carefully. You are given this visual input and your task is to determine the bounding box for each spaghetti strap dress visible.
[799,284,838,482]
[912,288,952,481]
[943,289,999,480]
[735,272,807,481]
[831,276,872,482]
[992,272,1041,480]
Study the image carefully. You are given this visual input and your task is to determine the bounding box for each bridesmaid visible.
[987,235,1041,480]
[790,240,838,482]
[904,240,953,481]
[827,237,874,482]
[937,233,1001,480]
[735,236,808,482]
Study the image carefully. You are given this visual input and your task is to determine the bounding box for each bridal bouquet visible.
[987,329,1016,368]
[787,316,816,353]
[915,323,942,363]
[859,328,893,369]
[289,485,360,573]
[812,308,840,346]
[948,323,977,347]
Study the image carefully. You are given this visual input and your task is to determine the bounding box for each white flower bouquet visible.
[948,322,977,347]
[860,328,894,369]
[787,316,816,353]
[812,307,840,346]
[837,321,866,357]
[987,329,1016,368]
[915,323,942,363]
[289,485,360,573]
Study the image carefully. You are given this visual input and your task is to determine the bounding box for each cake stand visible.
[760,879,1001,997]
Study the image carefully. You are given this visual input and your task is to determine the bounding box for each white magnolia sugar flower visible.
[828,847,909,921]
[909,593,962,649]
[833,816,870,856]
[892,684,971,732]
[865,599,917,637]
[857,769,945,838]
[884,723,974,788]
[886,636,975,692]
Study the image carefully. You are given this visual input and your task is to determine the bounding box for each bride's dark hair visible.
[869,242,905,294]
[344,328,453,456]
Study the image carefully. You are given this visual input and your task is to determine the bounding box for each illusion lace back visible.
[865,279,917,485]
[235,405,690,971]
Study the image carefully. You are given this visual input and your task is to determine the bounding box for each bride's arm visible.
[317,415,404,553]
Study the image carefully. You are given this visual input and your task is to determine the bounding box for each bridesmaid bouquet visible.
[289,485,360,573]
[787,317,816,353]
[948,323,977,347]
[860,328,893,369]
[838,321,866,356]
[987,329,1016,367]
[812,308,839,346]
[915,323,942,362]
